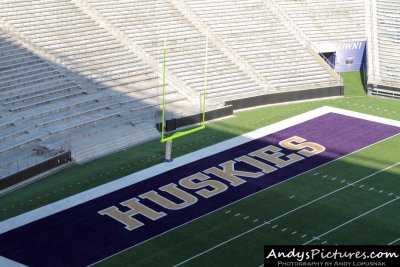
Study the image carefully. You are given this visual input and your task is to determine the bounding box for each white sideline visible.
[0,256,27,267]
[1,106,400,235]
[388,237,400,245]
[173,161,400,267]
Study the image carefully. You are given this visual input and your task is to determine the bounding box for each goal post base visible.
[164,140,173,162]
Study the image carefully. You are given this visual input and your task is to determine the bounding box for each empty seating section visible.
[70,121,160,163]
[274,0,366,43]
[0,0,159,90]
[1,0,371,180]
[183,0,335,90]
[0,0,193,178]
[375,0,400,86]
[86,0,265,101]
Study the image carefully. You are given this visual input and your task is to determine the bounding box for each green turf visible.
[340,71,366,96]
[1,71,400,266]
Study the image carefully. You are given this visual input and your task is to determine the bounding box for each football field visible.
[0,72,399,267]
[1,106,400,267]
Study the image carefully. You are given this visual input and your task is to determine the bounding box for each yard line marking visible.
[173,162,400,267]
[301,234,308,238]
[272,225,278,229]
[289,196,295,199]
[234,213,241,217]
[291,231,297,235]
[303,197,399,245]
[253,219,259,223]
[243,216,249,220]
[388,237,400,245]
[359,185,364,188]
[225,210,231,214]
[321,241,327,245]
[281,228,287,232]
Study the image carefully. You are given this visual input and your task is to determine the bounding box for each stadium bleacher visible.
[84,0,268,102]
[182,0,340,91]
[367,0,400,96]
[0,0,398,184]
[0,0,193,177]
[273,0,366,43]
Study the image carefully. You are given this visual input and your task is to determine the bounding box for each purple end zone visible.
[0,113,399,267]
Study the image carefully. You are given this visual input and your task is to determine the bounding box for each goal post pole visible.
[201,30,208,127]
[161,38,167,142]
[161,33,209,161]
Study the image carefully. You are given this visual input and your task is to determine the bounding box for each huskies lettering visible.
[98,198,166,231]
[204,160,263,187]
[279,136,325,157]
[98,136,325,230]
[179,173,228,198]
[139,183,198,210]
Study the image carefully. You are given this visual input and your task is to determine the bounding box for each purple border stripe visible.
[0,113,399,267]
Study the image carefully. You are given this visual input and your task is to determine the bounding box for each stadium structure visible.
[0,0,400,266]
[0,0,398,181]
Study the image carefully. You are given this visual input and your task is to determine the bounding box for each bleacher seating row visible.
[273,0,366,43]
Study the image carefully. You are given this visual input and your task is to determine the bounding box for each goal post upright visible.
[160,33,209,162]
[161,38,167,146]
[201,30,208,129]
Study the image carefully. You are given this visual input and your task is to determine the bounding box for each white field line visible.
[388,237,400,245]
[303,197,400,245]
[173,162,400,267]
[90,134,400,267]
[0,256,27,267]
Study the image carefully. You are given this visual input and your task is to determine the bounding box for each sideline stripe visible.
[173,162,400,267]
[1,106,400,235]
[0,257,27,267]
[388,237,400,245]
